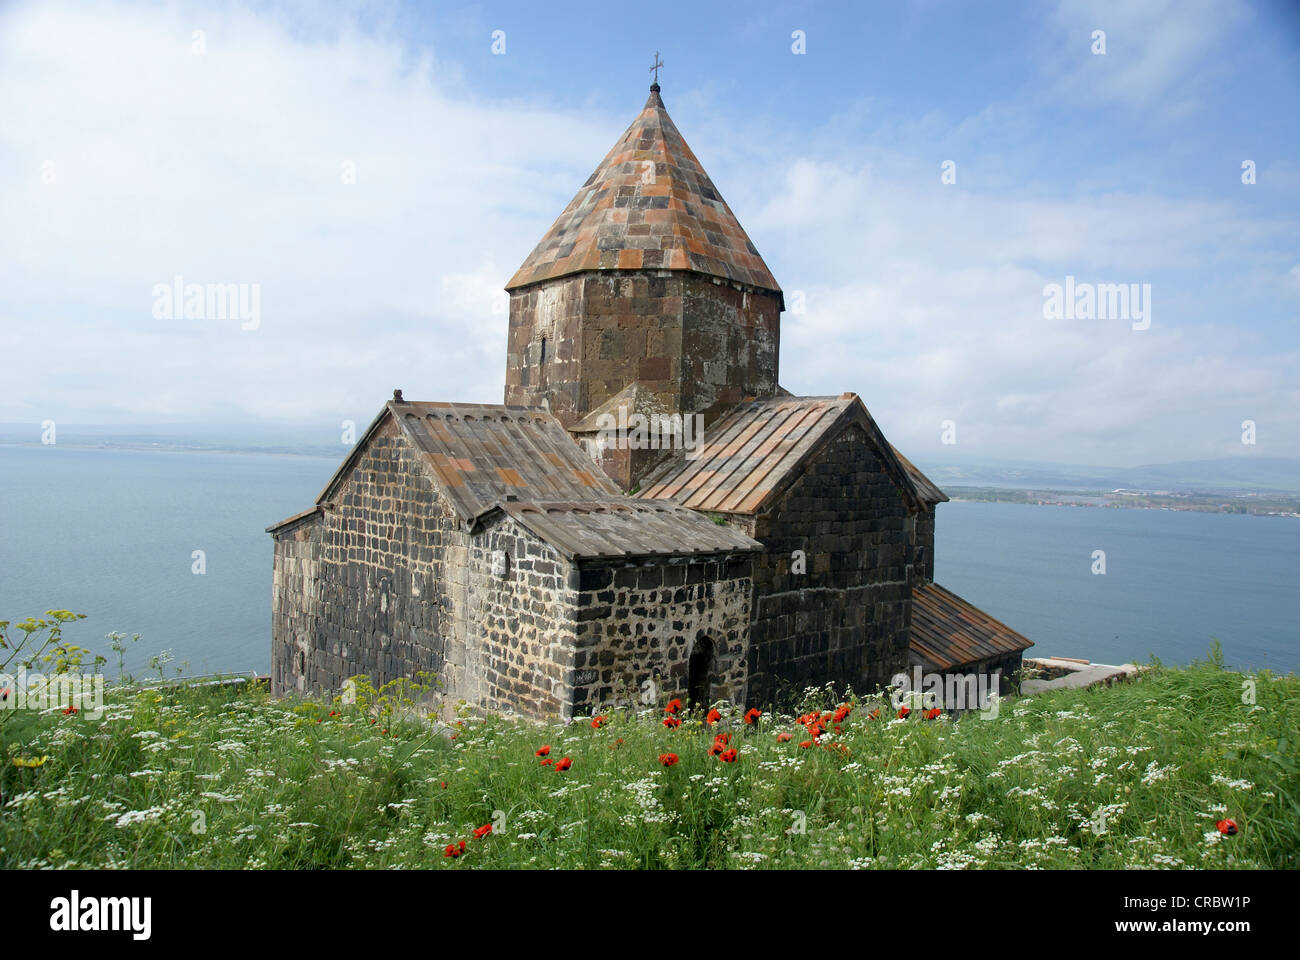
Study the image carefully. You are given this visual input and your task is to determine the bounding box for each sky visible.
[1,0,1298,467]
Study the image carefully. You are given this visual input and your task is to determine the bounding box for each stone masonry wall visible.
[739,424,915,708]
[680,274,780,423]
[567,553,754,712]
[271,415,759,722]
[505,270,781,443]
[915,506,936,581]
[269,514,323,695]
[462,514,578,719]
[504,274,587,426]
[270,419,580,720]
[271,417,457,700]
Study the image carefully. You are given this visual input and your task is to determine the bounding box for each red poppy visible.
[554,756,572,771]
[897,707,910,719]
[833,704,851,722]
[706,708,722,725]
[62,705,78,715]
[473,824,493,839]
[708,741,724,756]
[659,753,679,767]
[1216,819,1239,836]
[776,732,793,742]
[591,715,607,729]
[440,782,447,789]
[713,733,731,746]
[540,757,553,766]
[329,710,338,717]
[536,745,551,756]
[665,698,682,715]
[924,708,942,720]
[868,708,881,720]
[744,708,762,725]
[718,748,738,763]
[663,716,681,729]
[444,841,465,858]
[799,740,813,749]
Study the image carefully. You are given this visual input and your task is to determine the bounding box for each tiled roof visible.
[386,401,618,521]
[502,500,760,560]
[506,85,781,299]
[567,381,667,434]
[637,394,928,515]
[909,582,1034,671]
[889,444,948,504]
[306,398,758,560]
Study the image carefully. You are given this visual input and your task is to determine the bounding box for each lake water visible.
[1,445,1296,677]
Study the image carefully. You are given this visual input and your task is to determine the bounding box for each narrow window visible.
[539,337,547,365]
[687,636,714,709]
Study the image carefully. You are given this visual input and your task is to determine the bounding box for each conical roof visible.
[506,85,781,297]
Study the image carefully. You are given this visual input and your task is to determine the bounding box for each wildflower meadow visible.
[3,639,1295,870]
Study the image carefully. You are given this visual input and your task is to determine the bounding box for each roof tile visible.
[506,86,781,298]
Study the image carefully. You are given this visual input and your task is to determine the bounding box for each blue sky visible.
[1,0,1297,466]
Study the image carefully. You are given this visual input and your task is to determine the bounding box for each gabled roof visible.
[637,393,929,515]
[317,400,619,525]
[506,85,782,302]
[500,500,760,560]
[909,582,1034,671]
[278,397,761,560]
[890,444,948,504]
[567,381,668,434]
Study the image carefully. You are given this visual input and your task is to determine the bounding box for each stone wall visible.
[463,514,577,719]
[679,273,780,422]
[504,274,587,425]
[271,417,457,701]
[270,414,757,721]
[567,553,754,712]
[915,506,936,581]
[504,270,781,443]
[268,513,323,695]
[270,419,581,721]
[738,423,915,708]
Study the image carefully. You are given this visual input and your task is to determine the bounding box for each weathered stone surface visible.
[271,419,754,720]
[504,269,780,490]
[268,84,1036,724]
[738,423,916,707]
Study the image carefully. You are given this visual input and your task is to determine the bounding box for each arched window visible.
[687,635,714,709]
[296,651,305,675]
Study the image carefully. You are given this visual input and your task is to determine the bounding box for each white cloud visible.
[0,0,611,422]
[1,0,1295,469]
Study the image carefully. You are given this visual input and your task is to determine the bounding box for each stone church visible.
[267,81,1033,719]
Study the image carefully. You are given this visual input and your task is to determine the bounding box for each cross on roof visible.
[650,51,664,85]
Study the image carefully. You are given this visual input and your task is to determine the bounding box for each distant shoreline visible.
[0,440,341,461]
[4,442,1297,516]
[947,486,1300,518]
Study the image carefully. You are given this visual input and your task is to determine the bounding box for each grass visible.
[2,657,1296,869]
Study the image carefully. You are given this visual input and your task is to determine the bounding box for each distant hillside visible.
[915,456,1300,496]
[4,422,1297,495]
[0,422,343,459]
